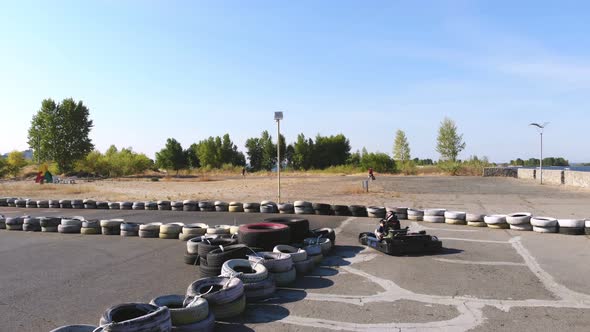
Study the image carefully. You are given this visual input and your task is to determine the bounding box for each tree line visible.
[509,157,569,167]
[17,98,492,177]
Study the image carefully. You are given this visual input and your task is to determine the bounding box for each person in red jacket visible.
[368,167,375,180]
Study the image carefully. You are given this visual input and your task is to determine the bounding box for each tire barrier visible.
[309,228,336,246]
[407,208,424,221]
[331,204,351,216]
[349,205,367,217]
[0,198,7,207]
[312,203,332,215]
[145,202,158,211]
[7,198,18,207]
[96,201,109,209]
[294,201,314,215]
[101,219,124,235]
[132,202,144,210]
[171,201,183,211]
[238,223,290,251]
[6,217,24,230]
[0,215,5,230]
[214,201,229,212]
[243,202,260,213]
[160,222,184,239]
[424,215,444,223]
[228,202,244,213]
[260,201,278,214]
[387,207,408,220]
[263,217,310,243]
[198,201,215,212]
[185,277,245,319]
[242,274,276,302]
[149,295,209,327]
[586,220,590,235]
[270,266,297,286]
[15,199,27,208]
[507,212,532,231]
[120,202,132,210]
[304,237,332,255]
[84,199,97,209]
[37,200,50,208]
[197,238,238,258]
[444,211,466,225]
[108,202,120,210]
[278,203,294,214]
[273,245,308,262]
[23,217,41,232]
[59,218,83,233]
[206,225,231,235]
[221,259,269,283]
[26,200,38,208]
[72,199,84,209]
[120,222,140,237]
[367,206,386,218]
[157,200,171,211]
[248,252,293,273]
[424,208,446,217]
[98,302,171,332]
[303,243,322,257]
[138,222,161,238]
[182,223,208,237]
[484,215,508,229]
[558,219,585,235]
[59,199,73,209]
[183,200,198,212]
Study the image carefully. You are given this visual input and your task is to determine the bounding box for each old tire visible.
[98,303,171,332]
[263,217,310,243]
[273,245,307,262]
[238,223,290,250]
[270,267,297,286]
[150,295,208,326]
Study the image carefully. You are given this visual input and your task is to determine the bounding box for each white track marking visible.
[334,217,356,235]
[411,222,479,233]
[433,258,526,266]
[438,237,509,244]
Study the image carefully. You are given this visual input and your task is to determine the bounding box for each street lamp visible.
[529,122,549,184]
[274,111,283,203]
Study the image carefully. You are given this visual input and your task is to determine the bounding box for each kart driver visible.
[374,211,400,240]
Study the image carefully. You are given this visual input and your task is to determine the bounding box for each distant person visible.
[241,167,246,177]
[368,167,375,180]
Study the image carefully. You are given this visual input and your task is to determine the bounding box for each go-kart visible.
[358,227,442,255]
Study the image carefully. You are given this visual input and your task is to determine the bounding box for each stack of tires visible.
[98,303,172,331]
[26,199,37,208]
[278,203,294,214]
[294,201,314,215]
[180,223,208,241]
[304,237,332,256]
[388,207,408,220]
[274,245,313,275]
[72,200,84,209]
[424,209,446,223]
[207,225,231,236]
[243,202,260,213]
[144,201,157,211]
[197,238,240,277]
[132,202,145,210]
[263,217,310,243]
[185,277,245,320]
[444,211,466,225]
[199,201,215,212]
[170,201,183,211]
[13,199,25,208]
[407,208,424,221]
[0,198,7,207]
[558,219,585,235]
[331,205,350,216]
[81,220,101,235]
[223,258,277,300]
[312,203,331,215]
[160,223,184,239]
[47,199,59,208]
[96,201,109,209]
[120,202,133,210]
[139,222,161,238]
[484,215,509,229]
[586,220,590,235]
[120,222,140,237]
[150,295,214,332]
[6,217,24,230]
[309,227,336,246]
[84,199,97,209]
[248,252,295,287]
[466,213,486,227]
[260,201,277,213]
[23,217,41,232]
[507,213,532,231]
[367,206,386,218]
[214,201,228,212]
[228,202,243,213]
[349,205,367,217]
[108,202,120,210]
[37,200,49,208]
[58,217,83,233]
[101,219,123,235]
[531,217,557,233]
[8,198,18,207]
[0,215,5,229]
[40,217,60,232]
[303,242,323,266]
[183,200,198,211]
[238,223,290,251]
[59,200,72,209]
[157,200,171,211]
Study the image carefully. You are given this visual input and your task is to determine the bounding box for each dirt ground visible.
[1,175,589,219]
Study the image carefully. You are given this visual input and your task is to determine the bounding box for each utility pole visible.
[529,122,548,184]
[274,112,283,203]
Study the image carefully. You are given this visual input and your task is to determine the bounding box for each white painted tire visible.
[407,208,424,216]
[248,252,293,273]
[100,219,124,228]
[467,221,487,227]
[509,223,533,231]
[228,206,243,212]
[445,219,466,225]
[221,259,269,283]
[424,208,446,216]
[185,276,244,306]
[270,267,297,286]
[186,235,219,254]
[294,257,314,275]
[466,213,485,222]
[558,219,585,228]
[303,237,332,254]
[530,217,558,227]
[484,215,507,225]
[139,222,162,231]
[586,220,590,228]
[207,225,231,235]
[183,223,208,235]
[408,215,423,221]
[230,226,240,235]
[533,226,557,233]
[506,212,532,225]
[160,222,184,234]
[273,245,307,262]
[150,295,208,326]
[444,211,466,220]
[424,216,445,223]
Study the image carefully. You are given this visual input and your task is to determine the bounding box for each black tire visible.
[349,205,368,217]
[184,253,200,265]
[199,264,222,278]
[120,230,139,237]
[138,230,158,238]
[206,244,250,267]
[197,238,238,258]
[238,223,291,251]
[558,227,585,235]
[263,217,310,243]
[585,227,590,235]
[310,228,336,245]
[102,227,121,235]
[99,303,171,331]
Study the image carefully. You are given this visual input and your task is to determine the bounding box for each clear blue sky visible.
[1,1,588,162]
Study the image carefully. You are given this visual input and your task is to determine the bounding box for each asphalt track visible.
[0,207,589,332]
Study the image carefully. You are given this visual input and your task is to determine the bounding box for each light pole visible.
[274,111,283,203]
[529,122,548,184]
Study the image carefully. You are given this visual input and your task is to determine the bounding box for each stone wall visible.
[564,171,590,188]
[537,169,564,185]
[483,167,517,178]
[517,168,536,180]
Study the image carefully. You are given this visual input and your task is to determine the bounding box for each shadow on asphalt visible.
[217,304,290,330]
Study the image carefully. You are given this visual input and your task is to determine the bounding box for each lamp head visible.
[274,112,283,121]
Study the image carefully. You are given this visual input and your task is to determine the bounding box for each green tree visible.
[27,98,94,173]
[360,151,396,173]
[311,134,351,169]
[185,143,200,168]
[0,157,8,178]
[156,138,187,175]
[6,151,28,177]
[393,130,411,162]
[245,137,263,171]
[292,134,314,170]
[436,117,465,162]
